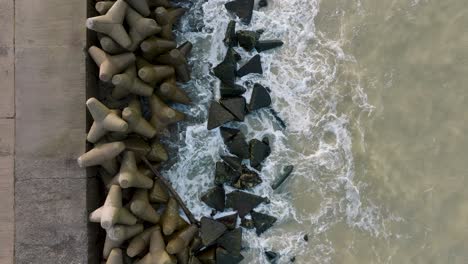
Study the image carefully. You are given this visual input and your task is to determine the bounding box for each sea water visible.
[164,0,468,263]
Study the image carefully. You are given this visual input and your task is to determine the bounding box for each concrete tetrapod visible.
[157,77,191,104]
[87,0,131,49]
[126,0,151,17]
[103,224,144,259]
[127,226,161,257]
[126,6,161,51]
[149,94,185,133]
[77,141,125,168]
[86,97,129,143]
[155,49,190,82]
[149,179,170,203]
[166,224,199,254]
[89,185,138,229]
[96,1,115,15]
[148,0,172,8]
[130,189,161,224]
[138,63,175,86]
[147,138,169,162]
[161,198,188,236]
[136,228,176,264]
[122,98,157,138]
[106,248,123,264]
[89,46,136,82]
[113,151,154,189]
[153,7,186,40]
[98,33,128,55]
[141,37,177,61]
[112,64,154,99]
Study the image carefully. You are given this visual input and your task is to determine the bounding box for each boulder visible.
[207,101,236,130]
[213,48,238,87]
[220,127,240,143]
[265,251,279,263]
[215,161,241,186]
[216,228,242,254]
[251,211,277,236]
[240,218,255,229]
[233,166,262,189]
[248,83,271,111]
[249,138,271,169]
[224,20,237,47]
[224,0,254,24]
[200,217,227,246]
[271,165,294,190]
[215,212,238,230]
[258,0,268,8]
[201,186,226,211]
[216,247,244,264]
[237,54,263,77]
[221,155,243,172]
[226,132,250,159]
[226,190,268,217]
[220,97,247,121]
[255,39,284,52]
[196,246,216,264]
[220,84,247,98]
[236,30,260,51]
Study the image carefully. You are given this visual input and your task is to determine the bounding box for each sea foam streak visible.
[165,0,391,263]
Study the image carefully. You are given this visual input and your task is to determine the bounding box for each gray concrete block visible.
[15,178,88,264]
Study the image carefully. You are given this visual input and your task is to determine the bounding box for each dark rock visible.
[226,132,250,159]
[190,236,204,252]
[265,251,279,263]
[258,0,268,8]
[201,186,226,211]
[197,246,217,264]
[220,84,247,98]
[216,228,242,254]
[240,218,255,229]
[200,217,228,246]
[207,101,236,130]
[236,54,263,77]
[178,41,193,57]
[224,20,238,47]
[189,256,203,264]
[269,108,286,129]
[220,127,240,143]
[224,0,254,24]
[248,83,271,111]
[213,49,238,87]
[251,211,277,236]
[255,40,284,52]
[236,30,260,51]
[290,257,296,262]
[271,165,294,190]
[221,155,243,172]
[215,212,238,230]
[215,161,241,186]
[226,190,268,217]
[216,247,244,264]
[233,166,262,189]
[303,234,309,242]
[220,97,247,121]
[249,138,271,169]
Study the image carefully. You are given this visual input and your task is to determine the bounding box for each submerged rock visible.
[200,217,227,246]
[303,234,309,242]
[220,97,247,121]
[207,101,236,130]
[255,40,283,52]
[221,155,243,172]
[269,108,287,129]
[249,138,271,169]
[251,211,277,236]
[265,251,279,263]
[220,127,240,143]
[248,83,272,111]
[216,228,242,254]
[236,30,260,51]
[233,166,262,189]
[226,132,250,159]
[271,165,294,190]
[224,0,254,24]
[220,84,247,98]
[258,0,268,8]
[216,247,244,264]
[215,212,238,230]
[226,190,268,217]
[215,161,241,186]
[237,54,263,77]
[201,186,226,211]
[224,20,237,47]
